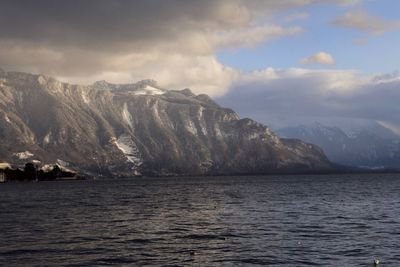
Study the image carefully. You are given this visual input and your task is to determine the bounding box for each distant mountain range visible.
[0,69,332,176]
[277,122,400,169]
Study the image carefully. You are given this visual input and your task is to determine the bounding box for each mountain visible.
[277,123,400,169]
[0,70,332,176]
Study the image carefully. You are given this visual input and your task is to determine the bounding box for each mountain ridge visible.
[277,122,400,169]
[0,69,332,176]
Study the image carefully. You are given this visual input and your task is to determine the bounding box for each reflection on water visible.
[1,174,400,266]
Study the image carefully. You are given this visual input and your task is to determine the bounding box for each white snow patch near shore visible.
[14,151,34,160]
[32,160,41,165]
[57,159,70,167]
[41,164,54,172]
[41,161,73,173]
[133,85,165,96]
[4,115,10,123]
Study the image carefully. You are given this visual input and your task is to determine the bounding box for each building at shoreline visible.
[0,163,11,182]
[0,171,5,182]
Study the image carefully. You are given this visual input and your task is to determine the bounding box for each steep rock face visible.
[0,70,332,176]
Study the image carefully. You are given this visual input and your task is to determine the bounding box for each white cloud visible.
[333,9,400,35]
[300,52,336,65]
[57,53,238,97]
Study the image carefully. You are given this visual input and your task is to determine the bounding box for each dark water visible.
[1,174,400,266]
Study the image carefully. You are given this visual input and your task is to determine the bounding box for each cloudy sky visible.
[1,0,399,130]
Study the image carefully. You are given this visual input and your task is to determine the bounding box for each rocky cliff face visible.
[0,70,332,176]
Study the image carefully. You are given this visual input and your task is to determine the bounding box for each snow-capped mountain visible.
[0,70,332,176]
[277,123,400,169]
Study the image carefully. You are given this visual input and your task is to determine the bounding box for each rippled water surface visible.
[1,174,400,266]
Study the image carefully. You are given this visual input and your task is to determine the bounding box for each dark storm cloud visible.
[0,0,327,53]
[0,0,253,51]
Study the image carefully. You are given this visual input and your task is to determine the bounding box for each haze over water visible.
[1,174,400,266]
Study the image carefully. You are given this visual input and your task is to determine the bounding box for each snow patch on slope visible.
[112,135,143,169]
[4,114,10,123]
[14,151,34,160]
[81,91,90,104]
[186,120,198,135]
[43,132,51,144]
[197,106,208,135]
[122,103,134,130]
[133,85,165,96]
[214,125,223,138]
[0,78,6,87]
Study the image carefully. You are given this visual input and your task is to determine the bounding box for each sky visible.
[0,0,399,130]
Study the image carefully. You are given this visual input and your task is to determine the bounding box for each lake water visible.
[1,174,400,266]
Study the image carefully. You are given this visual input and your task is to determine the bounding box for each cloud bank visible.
[0,0,322,96]
[217,69,400,128]
[333,9,400,35]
